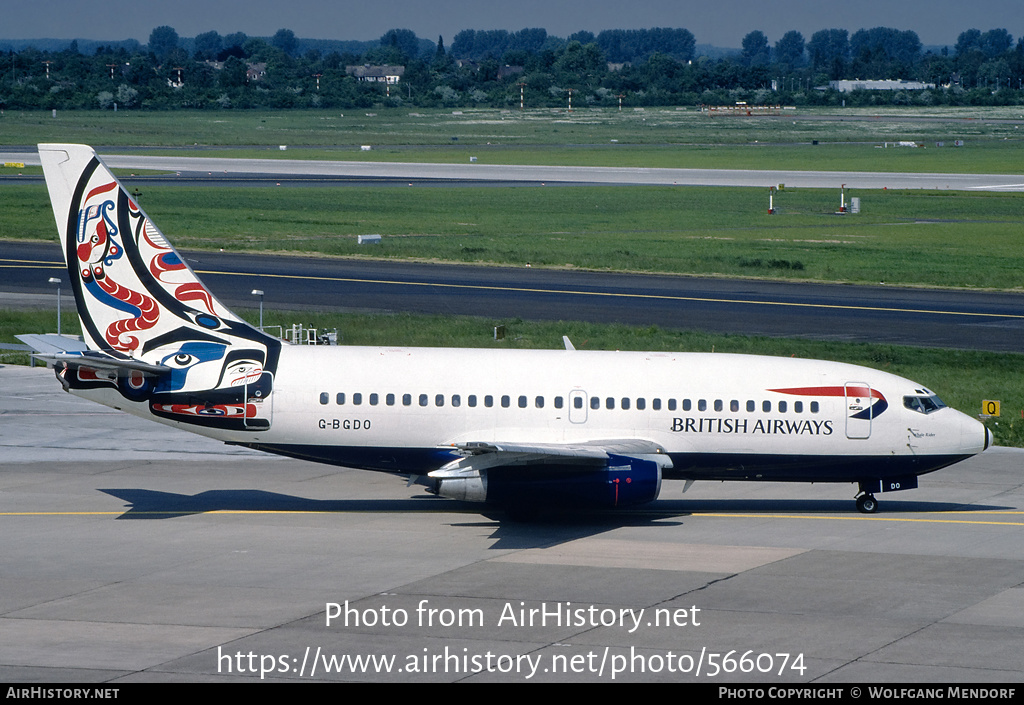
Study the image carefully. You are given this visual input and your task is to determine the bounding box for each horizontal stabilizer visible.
[18,333,169,375]
[31,349,171,377]
[15,333,89,355]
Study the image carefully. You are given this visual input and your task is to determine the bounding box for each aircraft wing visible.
[430,438,673,478]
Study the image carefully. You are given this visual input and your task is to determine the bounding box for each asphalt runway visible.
[3,149,1023,191]
[2,364,1023,683]
[4,240,1024,352]
[0,173,559,189]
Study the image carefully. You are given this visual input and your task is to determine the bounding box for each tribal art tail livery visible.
[39,144,281,432]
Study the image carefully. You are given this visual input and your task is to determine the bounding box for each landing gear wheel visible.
[856,493,878,514]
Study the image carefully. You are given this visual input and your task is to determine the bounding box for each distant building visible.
[246,62,267,82]
[204,60,267,82]
[346,65,405,84]
[828,79,935,92]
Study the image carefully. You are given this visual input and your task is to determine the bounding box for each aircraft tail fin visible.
[38,144,255,354]
[37,144,280,432]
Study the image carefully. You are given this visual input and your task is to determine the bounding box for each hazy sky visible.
[2,0,1021,48]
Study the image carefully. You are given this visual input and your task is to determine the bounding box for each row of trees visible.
[1,25,1022,112]
[449,27,699,64]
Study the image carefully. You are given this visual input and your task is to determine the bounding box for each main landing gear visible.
[855,491,878,514]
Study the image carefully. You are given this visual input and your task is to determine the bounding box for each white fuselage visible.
[81,345,988,484]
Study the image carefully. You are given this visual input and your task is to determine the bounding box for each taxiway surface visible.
[2,365,1022,683]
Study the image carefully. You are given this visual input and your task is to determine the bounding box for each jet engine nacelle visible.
[436,454,663,510]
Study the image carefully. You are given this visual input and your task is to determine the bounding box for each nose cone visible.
[958,410,991,455]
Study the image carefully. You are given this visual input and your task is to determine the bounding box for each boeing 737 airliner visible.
[27,144,991,515]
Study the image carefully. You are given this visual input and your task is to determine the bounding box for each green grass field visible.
[4,182,1022,289]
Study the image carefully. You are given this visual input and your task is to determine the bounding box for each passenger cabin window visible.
[336,393,345,405]
[319,392,329,405]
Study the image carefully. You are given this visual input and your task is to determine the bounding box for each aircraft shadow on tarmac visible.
[99,487,467,521]
[98,488,1006,525]
[97,487,679,548]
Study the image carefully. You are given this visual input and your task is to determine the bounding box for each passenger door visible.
[845,382,872,439]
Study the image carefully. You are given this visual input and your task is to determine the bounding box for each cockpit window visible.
[903,394,947,414]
